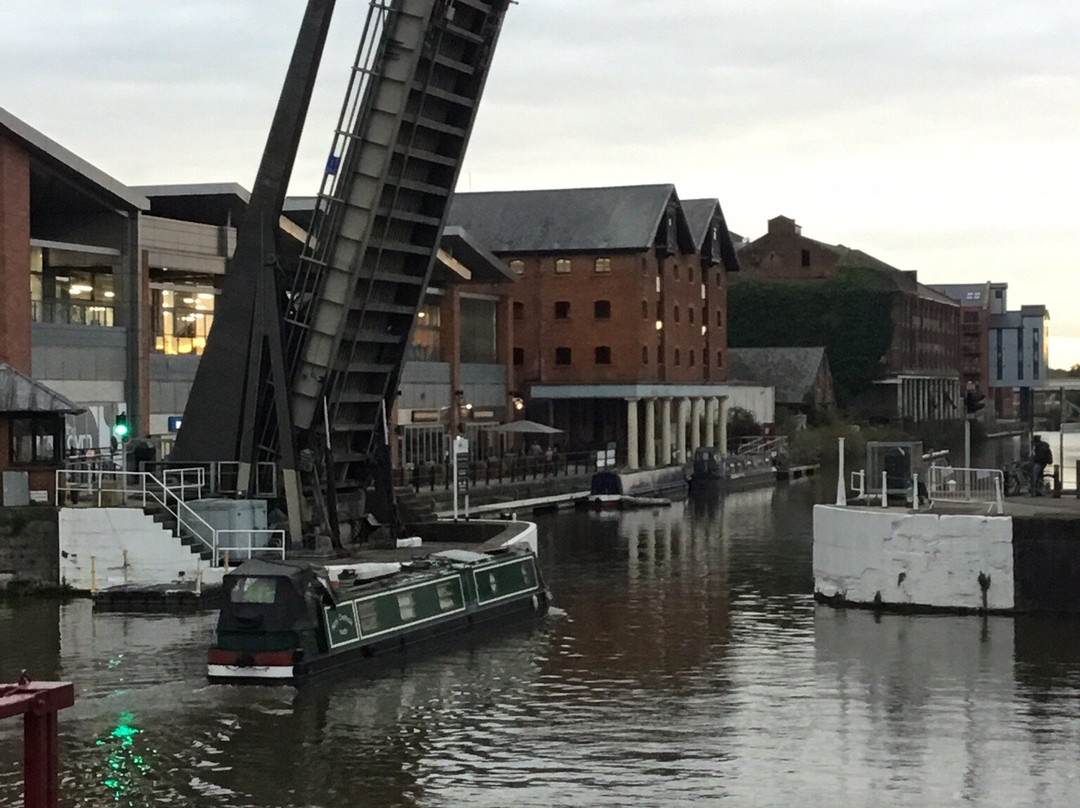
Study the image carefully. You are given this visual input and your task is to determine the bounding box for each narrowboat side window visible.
[437,582,458,610]
[230,577,277,604]
[397,591,417,621]
[357,600,379,634]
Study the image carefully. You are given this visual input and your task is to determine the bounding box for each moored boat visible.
[207,520,550,684]
[581,467,686,508]
[691,446,778,489]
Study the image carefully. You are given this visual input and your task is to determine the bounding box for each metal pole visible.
[835,437,847,506]
[1060,385,1066,492]
[964,417,971,470]
[452,449,459,521]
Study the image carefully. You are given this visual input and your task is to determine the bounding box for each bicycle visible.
[1002,461,1052,497]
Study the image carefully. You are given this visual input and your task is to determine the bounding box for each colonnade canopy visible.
[529,383,736,400]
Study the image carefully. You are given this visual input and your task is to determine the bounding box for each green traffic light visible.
[113,413,130,441]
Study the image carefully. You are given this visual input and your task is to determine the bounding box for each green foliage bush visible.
[728,269,896,405]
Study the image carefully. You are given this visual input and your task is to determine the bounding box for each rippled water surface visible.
[5,481,1080,806]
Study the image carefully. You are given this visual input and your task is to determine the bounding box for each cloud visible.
[3,0,1079,361]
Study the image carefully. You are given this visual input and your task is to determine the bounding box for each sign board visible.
[452,437,470,516]
[167,415,183,433]
[323,603,360,648]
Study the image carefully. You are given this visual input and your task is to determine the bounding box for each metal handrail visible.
[55,467,206,507]
[216,529,287,565]
[849,469,867,499]
[734,436,787,456]
[53,467,265,565]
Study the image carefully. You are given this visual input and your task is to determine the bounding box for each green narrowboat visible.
[207,521,549,684]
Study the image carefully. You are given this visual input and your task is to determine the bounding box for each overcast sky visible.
[3,1,1079,365]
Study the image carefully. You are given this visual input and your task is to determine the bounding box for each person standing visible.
[1032,434,1053,496]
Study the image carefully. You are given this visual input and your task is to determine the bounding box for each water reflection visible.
[4,482,1080,806]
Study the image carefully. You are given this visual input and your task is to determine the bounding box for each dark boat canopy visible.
[226,558,315,581]
[219,559,326,641]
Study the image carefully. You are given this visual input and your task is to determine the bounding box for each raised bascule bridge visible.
[171,0,511,546]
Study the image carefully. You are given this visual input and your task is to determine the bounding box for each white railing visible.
[55,467,286,565]
[147,460,278,497]
[56,468,206,508]
[849,470,867,499]
[217,530,288,567]
[735,436,787,456]
[926,466,1005,514]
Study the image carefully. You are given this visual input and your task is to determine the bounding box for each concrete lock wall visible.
[0,506,59,590]
[1011,514,1080,613]
[59,508,212,591]
[813,505,1015,611]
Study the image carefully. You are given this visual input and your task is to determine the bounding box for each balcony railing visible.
[32,300,115,327]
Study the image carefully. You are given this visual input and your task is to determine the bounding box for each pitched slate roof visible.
[727,347,829,406]
[682,197,741,273]
[0,364,85,415]
[446,184,694,253]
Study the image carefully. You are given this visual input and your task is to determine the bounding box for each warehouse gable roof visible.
[447,184,694,254]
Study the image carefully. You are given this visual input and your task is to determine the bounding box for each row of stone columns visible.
[625,396,729,470]
[897,378,961,423]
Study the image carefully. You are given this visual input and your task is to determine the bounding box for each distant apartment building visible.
[733,216,961,424]
[447,185,757,467]
[990,304,1051,392]
[931,284,1050,420]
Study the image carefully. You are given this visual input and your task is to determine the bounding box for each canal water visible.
[5,480,1080,807]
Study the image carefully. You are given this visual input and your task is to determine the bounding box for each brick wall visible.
[0,506,59,591]
[507,249,721,386]
[0,134,32,371]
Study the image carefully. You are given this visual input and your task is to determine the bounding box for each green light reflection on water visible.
[94,710,155,802]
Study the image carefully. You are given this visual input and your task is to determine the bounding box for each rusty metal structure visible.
[172,0,511,542]
[0,674,75,808]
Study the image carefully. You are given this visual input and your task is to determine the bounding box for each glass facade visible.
[407,302,442,362]
[30,247,117,327]
[151,286,216,355]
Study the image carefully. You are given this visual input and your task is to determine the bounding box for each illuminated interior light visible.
[655,320,663,331]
